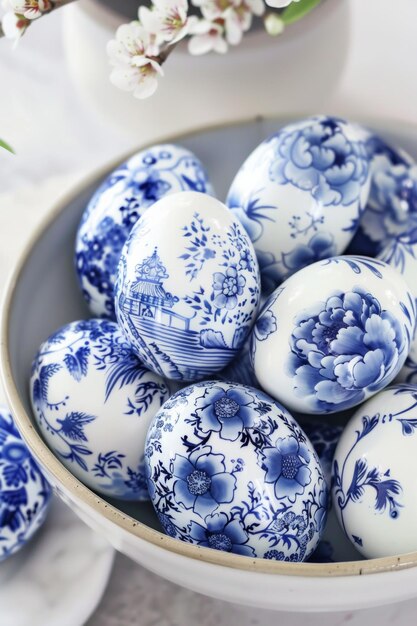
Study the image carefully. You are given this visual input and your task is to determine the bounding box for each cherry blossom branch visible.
[0,0,77,40]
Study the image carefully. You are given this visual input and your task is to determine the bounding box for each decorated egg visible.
[302,420,362,563]
[75,144,214,318]
[30,319,172,500]
[145,381,327,561]
[332,384,417,558]
[251,255,415,414]
[0,406,52,561]
[226,116,371,294]
[348,131,417,257]
[115,191,260,382]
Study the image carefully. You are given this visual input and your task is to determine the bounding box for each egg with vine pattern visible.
[30,319,173,500]
[332,384,417,558]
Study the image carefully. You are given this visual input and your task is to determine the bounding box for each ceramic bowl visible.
[5,118,417,612]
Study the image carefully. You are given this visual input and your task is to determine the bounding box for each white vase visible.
[62,0,351,141]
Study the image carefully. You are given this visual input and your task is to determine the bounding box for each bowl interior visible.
[6,115,417,572]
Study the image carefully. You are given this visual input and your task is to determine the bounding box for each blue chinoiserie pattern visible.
[30,319,170,500]
[75,144,214,318]
[0,408,52,561]
[115,211,260,382]
[331,386,417,548]
[348,135,417,257]
[284,257,415,413]
[227,116,370,293]
[145,382,328,561]
[267,116,369,206]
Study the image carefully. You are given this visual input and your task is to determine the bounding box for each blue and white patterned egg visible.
[347,131,417,257]
[251,255,416,415]
[0,407,52,561]
[332,384,417,558]
[75,144,214,318]
[226,116,371,294]
[30,319,172,500]
[145,381,327,561]
[115,191,261,382]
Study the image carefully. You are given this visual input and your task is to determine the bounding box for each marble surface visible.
[2,1,417,623]
[0,497,114,626]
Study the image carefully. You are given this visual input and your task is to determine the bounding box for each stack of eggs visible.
[30,116,417,563]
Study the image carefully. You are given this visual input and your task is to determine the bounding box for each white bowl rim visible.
[3,114,417,579]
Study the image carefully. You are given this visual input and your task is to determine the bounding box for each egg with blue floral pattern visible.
[0,406,52,561]
[75,144,214,318]
[332,384,417,558]
[226,116,371,294]
[145,381,327,561]
[30,319,173,500]
[251,255,416,415]
[347,130,416,257]
[115,191,260,382]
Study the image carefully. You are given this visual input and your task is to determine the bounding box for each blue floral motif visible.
[260,436,311,503]
[282,232,336,275]
[179,212,216,280]
[172,447,236,517]
[348,137,417,256]
[0,409,52,561]
[287,287,407,412]
[212,267,246,311]
[269,117,369,207]
[75,144,214,318]
[146,381,327,560]
[31,319,170,500]
[189,512,255,556]
[195,385,256,441]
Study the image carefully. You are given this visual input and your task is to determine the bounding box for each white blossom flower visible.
[139,0,196,45]
[192,0,264,47]
[264,0,298,8]
[107,22,164,100]
[188,19,227,55]
[1,10,30,41]
[8,0,52,20]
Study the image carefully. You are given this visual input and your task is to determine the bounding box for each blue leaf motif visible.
[56,412,96,442]
[36,363,61,403]
[64,346,90,382]
[3,464,27,488]
[398,418,417,435]
[346,459,367,501]
[104,355,147,402]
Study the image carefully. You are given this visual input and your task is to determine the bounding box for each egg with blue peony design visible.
[332,384,417,558]
[251,255,416,415]
[75,144,214,318]
[0,406,52,561]
[145,381,328,561]
[226,116,371,294]
[347,129,417,257]
[115,191,260,382]
[30,319,173,500]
